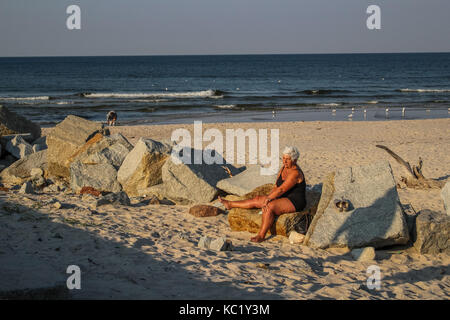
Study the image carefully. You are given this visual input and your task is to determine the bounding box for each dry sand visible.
[1,119,449,299]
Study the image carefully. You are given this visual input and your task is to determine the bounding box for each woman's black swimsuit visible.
[276,167,307,212]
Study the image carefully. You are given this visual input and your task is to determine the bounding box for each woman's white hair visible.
[282,146,300,161]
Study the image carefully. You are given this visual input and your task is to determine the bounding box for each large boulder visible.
[117,138,173,197]
[161,149,237,203]
[413,210,449,255]
[441,181,450,216]
[70,162,122,193]
[304,161,409,249]
[69,134,132,193]
[71,133,132,170]
[0,105,41,141]
[0,150,47,185]
[217,165,277,196]
[227,186,321,237]
[46,115,106,180]
[5,135,34,159]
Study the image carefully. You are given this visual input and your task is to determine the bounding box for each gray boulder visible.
[161,149,236,203]
[95,191,131,207]
[0,105,41,141]
[117,138,173,197]
[441,181,450,216]
[305,161,409,249]
[70,161,121,193]
[413,210,449,255]
[69,133,132,193]
[47,115,105,180]
[217,164,276,196]
[5,135,34,159]
[0,150,47,185]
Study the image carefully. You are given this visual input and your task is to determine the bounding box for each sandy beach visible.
[1,118,449,299]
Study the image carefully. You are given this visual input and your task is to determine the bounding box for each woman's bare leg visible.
[218,196,266,210]
[251,198,295,243]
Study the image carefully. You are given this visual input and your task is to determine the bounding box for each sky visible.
[1,0,449,57]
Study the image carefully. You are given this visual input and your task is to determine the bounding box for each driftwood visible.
[376,145,444,189]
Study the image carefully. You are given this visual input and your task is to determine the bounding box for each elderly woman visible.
[219,146,306,243]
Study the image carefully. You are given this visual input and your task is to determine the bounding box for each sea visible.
[0,53,449,126]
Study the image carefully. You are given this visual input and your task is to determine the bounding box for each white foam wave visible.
[55,101,74,105]
[366,100,378,104]
[85,90,218,99]
[399,88,450,93]
[319,103,340,107]
[0,96,50,101]
[215,104,237,109]
[129,99,169,103]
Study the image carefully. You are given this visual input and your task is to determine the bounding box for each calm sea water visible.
[0,53,449,126]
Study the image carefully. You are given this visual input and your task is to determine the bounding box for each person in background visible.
[107,111,117,126]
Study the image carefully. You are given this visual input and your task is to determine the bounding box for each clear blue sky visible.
[1,0,449,56]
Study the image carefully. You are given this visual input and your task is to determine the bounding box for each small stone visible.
[351,247,376,261]
[53,202,62,209]
[198,236,232,251]
[19,182,34,194]
[151,232,160,238]
[189,205,224,217]
[289,231,305,244]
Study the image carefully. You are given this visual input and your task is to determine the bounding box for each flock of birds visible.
[271,106,450,120]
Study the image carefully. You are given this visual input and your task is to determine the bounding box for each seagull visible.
[332,109,336,115]
[426,109,431,113]
[351,107,355,113]
[402,107,405,117]
[347,113,353,120]
[385,108,389,118]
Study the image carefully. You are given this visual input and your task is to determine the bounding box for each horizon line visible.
[1,51,450,59]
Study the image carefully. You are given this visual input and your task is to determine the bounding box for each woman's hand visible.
[263,197,272,207]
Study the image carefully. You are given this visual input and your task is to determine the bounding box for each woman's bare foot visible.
[250,235,265,243]
[218,196,232,210]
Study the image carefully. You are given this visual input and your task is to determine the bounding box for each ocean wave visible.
[55,101,74,105]
[214,104,237,109]
[397,88,450,93]
[300,89,352,95]
[83,89,222,99]
[366,100,378,104]
[0,96,50,101]
[129,99,169,103]
[318,103,341,107]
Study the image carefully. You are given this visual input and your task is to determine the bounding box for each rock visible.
[442,181,450,216]
[413,210,450,255]
[161,149,237,203]
[198,236,232,251]
[70,161,121,194]
[289,231,305,244]
[80,186,102,197]
[217,165,277,196]
[0,106,41,141]
[31,175,46,189]
[53,202,62,209]
[19,181,34,194]
[228,187,321,237]
[30,168,44,178]
[32,136,47,152]
[189,205,224,217]
[71,133,133,170]
[304,161,410,249]
[95,191,130,207]
[117,138,173,197]
[0,150,47,185]
[351,247,376,261]
[68,133,132,193]
[5,135,34,159]
[47,115,105,180]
